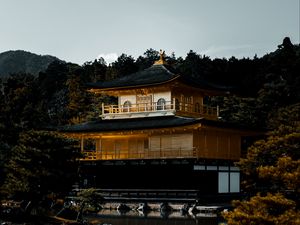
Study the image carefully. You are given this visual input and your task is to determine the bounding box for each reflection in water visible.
[90,216,220,225]
[86,209,224,225]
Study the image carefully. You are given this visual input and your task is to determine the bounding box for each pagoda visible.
[62,51,258,196]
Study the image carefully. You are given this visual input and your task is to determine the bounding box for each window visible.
[175,98,180,110]
[157,98,166,110]
[137,95,152,111]
[123,100,132,112]
[144,139,149,150]
[203,96,210,105]
[83,139,96,151]
[218,171,240,193]
[230,173,240,193]
[218,172,229,193]
[194,102,200,113]
[137,95,152,103]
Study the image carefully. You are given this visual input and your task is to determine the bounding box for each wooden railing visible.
[102,101,173,114]
[81,147,240,161]
[81,148,197,160]
[101,100,219,120]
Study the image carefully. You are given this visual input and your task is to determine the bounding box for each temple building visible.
[62,51,258,196]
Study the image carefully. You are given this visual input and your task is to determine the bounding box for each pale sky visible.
[0,0,299,65]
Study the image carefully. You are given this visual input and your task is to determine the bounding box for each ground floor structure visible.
[78,158,240,197]
[62,116,259,198]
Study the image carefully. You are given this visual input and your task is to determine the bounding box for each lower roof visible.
[59,116,260,134]
[60,116,200,133]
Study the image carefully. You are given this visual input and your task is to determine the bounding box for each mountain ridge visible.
[0,50,63,77]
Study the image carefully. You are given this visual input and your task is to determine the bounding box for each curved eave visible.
[60,116,202,133]
[88,75,180,93]
[59,116,264,136]
[177,76,231,95]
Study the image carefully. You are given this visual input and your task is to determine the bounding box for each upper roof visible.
[87,49,230,92]
[87,64,229,93]
[87,64,179,90]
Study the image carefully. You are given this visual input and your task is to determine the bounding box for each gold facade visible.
[73,126,243,161]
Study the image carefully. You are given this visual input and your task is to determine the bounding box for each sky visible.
[0,0,299,65]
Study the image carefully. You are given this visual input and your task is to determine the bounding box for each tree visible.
[223,193,300,225]
[1,73,46,143]
[237,126,300,193]
[2,130,80,213]
[136,48,159,70]
[219,96,264,128]
[178,50,207,79]
[237,103,300,191]
[38,60,69,98]
[223,105,300,224]
[278,37,294,50]
[66,73,91,123]
[0,79,11,191]
[82,58,107,82]
[74,189,103,222]
[109,53,138,79]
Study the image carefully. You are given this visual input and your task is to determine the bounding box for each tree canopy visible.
[223,102,300,224]
[2,131,80,208]
[0,38,299,222]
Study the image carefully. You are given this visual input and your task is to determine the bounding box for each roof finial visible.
[154,49,167,65]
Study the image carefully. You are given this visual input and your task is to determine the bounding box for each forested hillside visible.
[0,50,60,77]
[0,37,299,222]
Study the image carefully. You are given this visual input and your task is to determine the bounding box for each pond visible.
[84,209,226,225]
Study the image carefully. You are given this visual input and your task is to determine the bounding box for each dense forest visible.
[0,50,60,77]
[0,37,299,223]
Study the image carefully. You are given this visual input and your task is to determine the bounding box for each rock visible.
[180,203,189,214]
[137,203,150,212]
[160,202,172,213]
[116,203,130,212]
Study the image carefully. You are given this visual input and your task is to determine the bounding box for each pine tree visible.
[2,130,80,213]
[223,104,300,224]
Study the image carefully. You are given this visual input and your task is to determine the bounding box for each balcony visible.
[80,146,239,161]
[101,99,219,120]
[81,147,197,160]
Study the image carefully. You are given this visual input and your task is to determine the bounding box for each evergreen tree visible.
[223,193,300,225]
[0,78,10,191]
[223,105,300,224]
[219,96,264,128]
[136,48,159,70]
[178,50,211,80]
[82,58,107,82]
[66,73,91,123]
[2,130,80,213]
[109,54,138,79]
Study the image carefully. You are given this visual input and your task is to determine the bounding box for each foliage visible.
[178,50,211,80]
[136,48,160,70]
[108,54,138,79]
[75,188,103,209]
[219,96,264,128]
[82,58,107,82]
[268,103,300,132]
[5,74,48,129]
[60,188,103,222]
[66,66,92,123]
[225,102,300,223]
[0,38,300,222]
[258,156,300,192]
[1,130,80,205]
[238,128,300,193]
[0,50,59,77]
[223,193,300,225]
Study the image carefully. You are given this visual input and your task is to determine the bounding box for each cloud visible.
[201,44,256,58]
[97,53,118,64]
